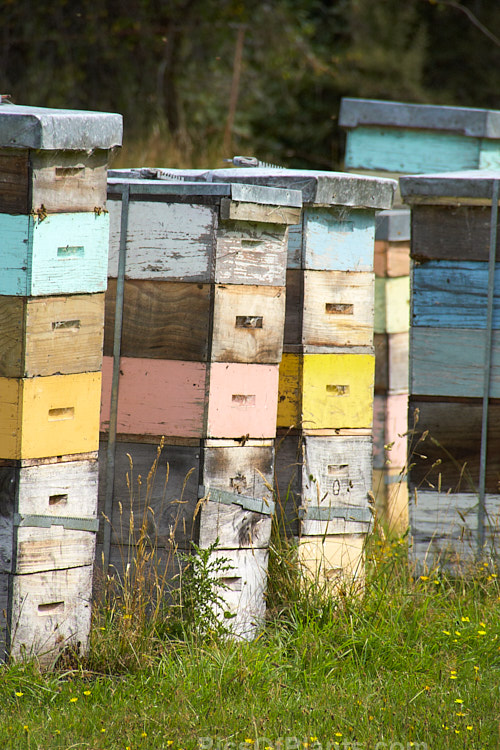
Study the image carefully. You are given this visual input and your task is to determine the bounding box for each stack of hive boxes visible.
[372,209,411,532]
[339,97,500,532]
[99,176,301,637]
[401,170,500,569]
[0,103,122,662]
[174,168,395,585]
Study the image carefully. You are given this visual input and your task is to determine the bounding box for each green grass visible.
[0,535,499,749]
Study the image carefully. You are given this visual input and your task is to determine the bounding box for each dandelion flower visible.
[15,691,23,697]
[83,690,91,696]
[467,726,473,731]
[141,732,147,737]
[335,733,343,738]
[70,697,78,703]
[461,616,470,622]
[454,631,461,636]
[477,630,487,635]
[442,630,451,635]
[420,576,429,581]
[480,621,486,627]
[455,699,464,704]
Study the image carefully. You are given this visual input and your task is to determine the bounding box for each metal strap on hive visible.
[298,506,372,523]
[198,485,275,516]
[14,514,99,532]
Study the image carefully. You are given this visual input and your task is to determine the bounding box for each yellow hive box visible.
[277,352,374,430]
[0,372,101,459]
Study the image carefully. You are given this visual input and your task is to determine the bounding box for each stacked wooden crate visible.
[99,177,301,637]
[372,209,411,532]
[0,103,122,662]
[401,170,500,570]
[170,168,396,585]
[339,98,500,531]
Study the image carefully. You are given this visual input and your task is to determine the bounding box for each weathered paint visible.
[0,293,104,378]
[344,127,499,173]
[0,212,109,296]
[298,534,365,587]
[0,372,101,459]
[277,353,374,429]
[374,276,410,334]
[100,356,206,438]
[206,363,279,439]
[302,207,375,271]
[107,199,217,281]
[412,260,500,328]
[410,327,500,398]
[215,221,288,286]
[373,393,408,470]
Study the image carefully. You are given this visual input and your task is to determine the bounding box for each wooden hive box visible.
[402,169,500,563]
[340,98,500,177]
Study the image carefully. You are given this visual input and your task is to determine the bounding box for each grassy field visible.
[0,529,498,750]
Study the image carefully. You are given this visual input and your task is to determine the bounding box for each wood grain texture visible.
[412,261,500,329]
[277,353,375,430]
[107,198,217,281]
[208,547,268,640]
[220,198,300,225]
[0,294,104,378]
[283,269,304,346]
[411,205,500,262]
[7,565,93,665]
[374,333,389,393]
[372,467,409,534]
[0,372,101,460]
[0,149,108,214]
[302,270,374,347]
[374,240,410,277]
[302,207,375,271]
[344,126,487,173]
[13,526,96,575]
[206,363,280,439]
[98,440,201,551]
[374,276,410,334]
[409,490,500,571]
[215,220,288,286]
[287,219,303,269]
[198,501,272,550]
[100,357,206,439]
[211,285,285,364]
[274,434,372,536]
[407,398,500,493]
[298,535,365,586]
[410,327,500,398]
[104,280,211,361]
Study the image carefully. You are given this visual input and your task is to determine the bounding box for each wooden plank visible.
[0,212,109,296]
[107,199,217,281]
[100,357,206,439]
[8,565,93,665]
[287,219,303,269]
[215,221,288,286]
[302,270,374,348]
[207,547,268,640]
[410,327,500,398]
[298,535,365,586]
[407,399,500,493]
[302,207,375,271]
[13,526,96,574]
[220,199,301,225]
[206,363,280,439]
[274,434,372,536]
[374,333,389,393]
[409,490,500,571]
[373,394,408,470]
[283,269,304,346]
[277,353,375,430]
[211,285,285,364]
[302,354,374,430]
[199,441,274,549]
[387,331,409,395]
[0,294,104,378]
[374,276,410,334]
[0,372,101,460]
[98,440,201,551]
[344,126,484,173]
[411,205,499,263]
[104,280,211,362]
[372,467,409,534]
[0,150,30,214]
[374,240,410,277]
[412,261,500,329]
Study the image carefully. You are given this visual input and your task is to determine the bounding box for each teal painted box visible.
[340,98,500,174]
[0,211,109,296]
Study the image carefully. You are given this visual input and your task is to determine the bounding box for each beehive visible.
[99,176,301,637]
[0,103,122,663]
[157,168,395,586]
[401,170,500,570]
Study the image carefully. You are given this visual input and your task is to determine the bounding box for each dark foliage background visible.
[2,0,499,167]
